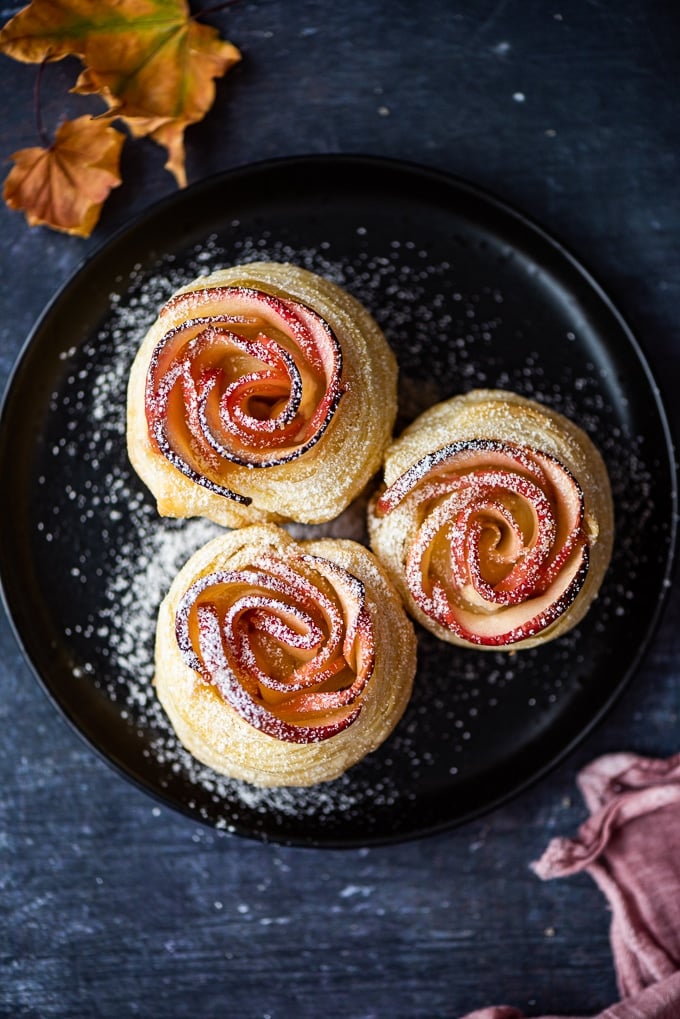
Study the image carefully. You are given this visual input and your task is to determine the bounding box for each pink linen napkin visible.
[461,752,680,1019]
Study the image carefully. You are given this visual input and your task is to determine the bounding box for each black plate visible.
[0,155,676,847]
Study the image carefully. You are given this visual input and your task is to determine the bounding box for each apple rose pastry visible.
[127,261,397,526]
[368,389,614,650]
[154,524,417,786]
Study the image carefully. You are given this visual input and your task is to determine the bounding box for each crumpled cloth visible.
[461,752,680,1019]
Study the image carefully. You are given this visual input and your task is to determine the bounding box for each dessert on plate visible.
[154,524,417,787]
[368,389,614,650]
[127,261,397,526]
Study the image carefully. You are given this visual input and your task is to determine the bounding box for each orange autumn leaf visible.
[119,113,191,188]
[4,115,124,237]
[0,0,241,186]
[74,66,215,188]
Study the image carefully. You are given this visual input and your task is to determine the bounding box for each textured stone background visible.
[0,2,678,1016]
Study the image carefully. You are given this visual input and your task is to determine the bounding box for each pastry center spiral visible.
[175,552,375,742]
[145,285,344,505]
[376,439,590,645]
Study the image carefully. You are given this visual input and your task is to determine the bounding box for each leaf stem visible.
[34,56,51,148]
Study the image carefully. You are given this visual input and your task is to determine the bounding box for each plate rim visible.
[0,153,677,847]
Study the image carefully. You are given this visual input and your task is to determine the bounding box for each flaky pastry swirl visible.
[127,262,397,526]
[368,390,614,650]
[155,525,417,786]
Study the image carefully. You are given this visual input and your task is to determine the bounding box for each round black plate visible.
[0,156,675,847]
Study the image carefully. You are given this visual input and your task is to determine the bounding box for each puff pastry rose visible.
[127,261,397,526]
[154,525,417,787]
[368,389,614,650]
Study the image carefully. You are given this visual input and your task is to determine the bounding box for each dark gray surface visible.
[0,2,678,1017]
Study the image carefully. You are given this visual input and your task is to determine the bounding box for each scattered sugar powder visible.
[32,229,672,839]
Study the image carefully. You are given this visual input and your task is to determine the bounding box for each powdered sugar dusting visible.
[29,223,672,841]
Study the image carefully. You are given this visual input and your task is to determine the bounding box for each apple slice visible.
[174,552,375,743]
[145,286,344,502]
[380,438,590,646]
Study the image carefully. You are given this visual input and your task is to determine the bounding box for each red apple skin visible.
[379,439,591,648]
[145,286,344,503]
[174,554,375,744]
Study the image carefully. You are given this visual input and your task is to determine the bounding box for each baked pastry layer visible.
[155,524,417,787]
[127,261,397,526]
[368,389,614,650]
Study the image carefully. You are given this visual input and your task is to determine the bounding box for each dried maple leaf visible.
[119,113,191,188]
[3,115,124,237]
[74,67,214,188]
[0,0,241,185]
